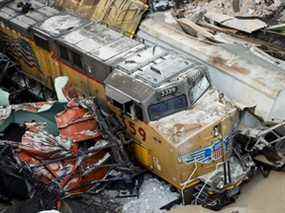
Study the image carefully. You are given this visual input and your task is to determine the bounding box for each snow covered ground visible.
[122,175,179,213]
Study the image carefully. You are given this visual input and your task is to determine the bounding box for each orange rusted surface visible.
[210,55,250,76]
[56,100,101,142]
[18,109,109,196]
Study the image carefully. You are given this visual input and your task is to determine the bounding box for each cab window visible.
[34,34,50,51]
[148,95,188,121]
[58,44,83,70]
[71,51,83,69]
[59,45,69,61]
[189,76,210,104]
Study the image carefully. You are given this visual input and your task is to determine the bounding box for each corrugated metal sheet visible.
[55,0,148,37]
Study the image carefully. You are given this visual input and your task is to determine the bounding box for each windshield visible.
[148,95,188,121]
[189,76,210,104]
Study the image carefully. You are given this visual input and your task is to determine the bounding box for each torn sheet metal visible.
[177,18,215,40]
[91,0,148,37]
[20,126,109,195]
[56,99,102,142]
[205,12,267,33]
[0,102,56,123]
[0,98,142,202]
[55,0,148,37]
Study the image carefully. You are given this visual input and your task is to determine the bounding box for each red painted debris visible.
[56,99,102,142]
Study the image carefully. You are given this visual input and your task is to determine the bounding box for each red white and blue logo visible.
[180,137,232,165]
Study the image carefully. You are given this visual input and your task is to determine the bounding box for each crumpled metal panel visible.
[55,0,148,37]
[56,99,102,142]
[19,123,109,195]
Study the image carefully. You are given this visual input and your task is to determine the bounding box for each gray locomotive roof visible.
[105,45,206,103]
[0,0,59,33]
[59,22,142,62]
[35,13,88,37]
[116,46,201,87]
[57,19,204,88]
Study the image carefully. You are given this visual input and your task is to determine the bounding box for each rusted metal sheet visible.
[0,98,142,201]
[19,122,109,196]
[55,0,148,37]
[56,0,101,18]
[91,0,148,37]
[177,18,215,40]
[56,99,102,142]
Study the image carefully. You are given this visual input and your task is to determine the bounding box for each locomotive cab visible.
[105,46,210,122]
[104,46,249,207]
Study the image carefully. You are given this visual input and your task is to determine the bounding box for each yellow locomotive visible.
[0,0,253,209]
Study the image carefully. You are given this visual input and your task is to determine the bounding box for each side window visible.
[148,95,188,121]
[59,45,69,61]
[34,34,50,51]
[134,105,143,121]
[189,76,210,104]
[71,51,83,69]
[111,99,144,121]
[58,44,84,71]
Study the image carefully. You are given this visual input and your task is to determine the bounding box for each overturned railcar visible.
[0,0,267,209]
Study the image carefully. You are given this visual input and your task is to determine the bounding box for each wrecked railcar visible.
[138,11,285,123]
[0,0,285,210]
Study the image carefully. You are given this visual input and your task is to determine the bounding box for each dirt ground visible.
[171,171,285,213]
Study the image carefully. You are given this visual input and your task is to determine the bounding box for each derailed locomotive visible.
[0,0,285,210]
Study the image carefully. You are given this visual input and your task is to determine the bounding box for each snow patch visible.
[122,175,179,213]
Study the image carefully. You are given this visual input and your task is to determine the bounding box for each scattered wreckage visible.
[0,95,144,212]
[0,0,285,211]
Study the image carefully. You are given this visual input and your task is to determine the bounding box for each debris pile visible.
[168,0,285,60]
[184,0,282,18]
[0,97,143,211]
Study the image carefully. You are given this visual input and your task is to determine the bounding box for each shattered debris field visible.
[1,0,285,212]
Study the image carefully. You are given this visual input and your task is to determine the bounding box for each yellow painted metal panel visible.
[55,0,148,37]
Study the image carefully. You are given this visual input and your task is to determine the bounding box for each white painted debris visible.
[122,175,179,213]
[0,89,9,106]
[54,76,69,103]
[40,15,82,36]
[38,210,60,213]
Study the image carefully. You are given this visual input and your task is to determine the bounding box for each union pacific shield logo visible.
[213,142,223,161]
[180,137,231,165]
